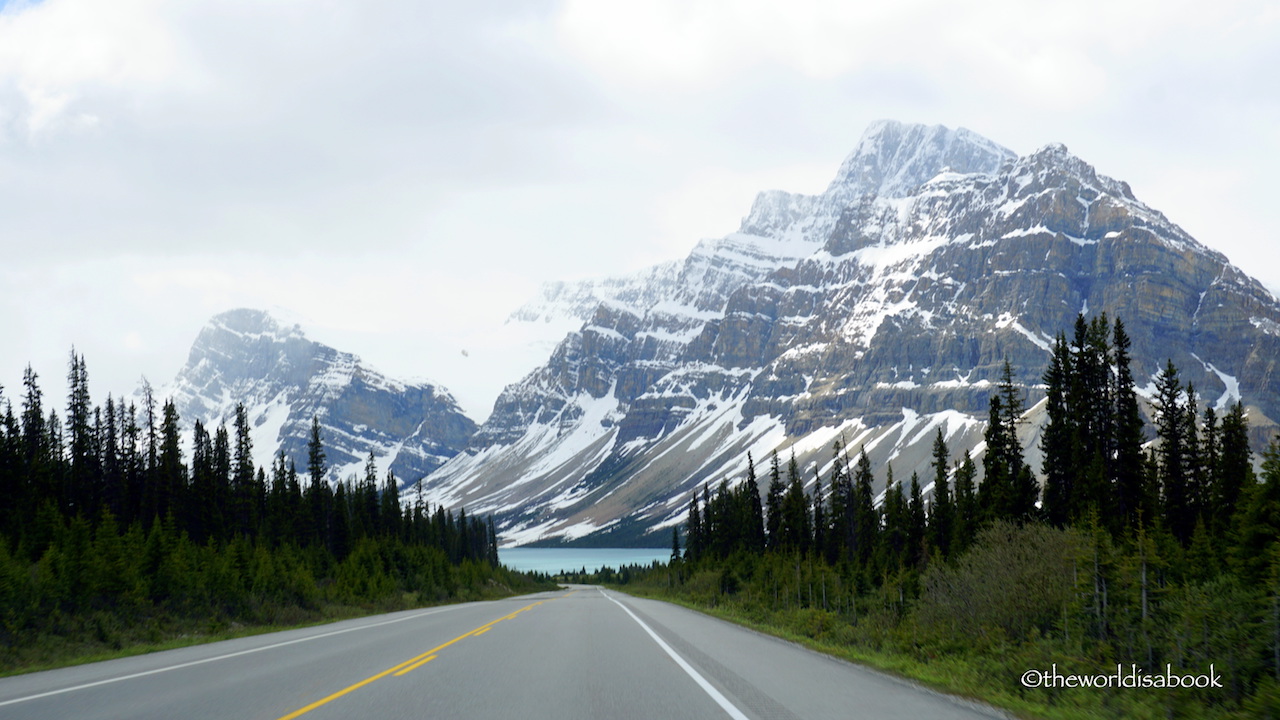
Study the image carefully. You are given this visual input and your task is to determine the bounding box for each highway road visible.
[0,586,1005,719]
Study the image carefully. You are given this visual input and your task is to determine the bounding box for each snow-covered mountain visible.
[161,309,476,483]
[421,120,1280,546]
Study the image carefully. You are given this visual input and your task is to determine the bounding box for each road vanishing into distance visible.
[0,587,1004,719]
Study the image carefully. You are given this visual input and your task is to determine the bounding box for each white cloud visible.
[0,0,186,135]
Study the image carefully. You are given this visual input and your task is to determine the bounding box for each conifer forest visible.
[0,353,540,671]
[611,315,1280,718]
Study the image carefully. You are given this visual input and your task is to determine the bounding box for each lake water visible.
[499,547,671,574]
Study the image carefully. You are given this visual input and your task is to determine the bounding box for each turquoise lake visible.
[498,547,671,574]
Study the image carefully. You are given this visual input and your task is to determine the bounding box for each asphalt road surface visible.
[0,586,1005,719]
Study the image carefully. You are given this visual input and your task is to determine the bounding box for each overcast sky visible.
[1,0,1277,420]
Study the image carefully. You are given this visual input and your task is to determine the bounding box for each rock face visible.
[164,309,476,483]
[422,120,1280,546]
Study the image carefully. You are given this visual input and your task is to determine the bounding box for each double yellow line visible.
[276,591,576,720]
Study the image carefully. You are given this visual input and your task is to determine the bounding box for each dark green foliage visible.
[928,429,953,560]
[917,521,1078,640]
[979,361,1038,523]
[659,312,1277,718]
[0,351,518,671]
[765,452,784,549]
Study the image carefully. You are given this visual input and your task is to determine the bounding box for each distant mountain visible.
[161,309,476,483]
[421,120,1280,546]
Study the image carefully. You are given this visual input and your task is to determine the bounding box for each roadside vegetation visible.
[594,315,1280,719]
[0,359,552,675]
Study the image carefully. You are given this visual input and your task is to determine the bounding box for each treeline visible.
[628,314,1280,717]
[0,353,532,668]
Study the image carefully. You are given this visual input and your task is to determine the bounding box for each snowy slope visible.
[160,309,476,484]
[423,120,1280,546]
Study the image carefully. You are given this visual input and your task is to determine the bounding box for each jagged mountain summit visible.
[422,120,1280,546]
[162,309,476,483]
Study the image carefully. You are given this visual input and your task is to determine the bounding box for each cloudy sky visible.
[1,0,1277,419]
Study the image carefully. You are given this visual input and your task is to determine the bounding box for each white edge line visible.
[0,605,467,708]
[600,589,749,720]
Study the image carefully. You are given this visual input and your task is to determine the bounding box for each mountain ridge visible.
[160,308,477,484]
[419,120,1280,546]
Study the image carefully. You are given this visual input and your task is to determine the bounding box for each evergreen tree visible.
[879,465,907,572]
[906,471,925,568]
[155,400,185,524]
[100,396,122,518]
[305,416,330,549]
[1112,318,1148,533]
[952,451,977,552]
[1070,315,1114,518]
[380,469,401,539]
[189,420,214,543]
[852,449,877,567]
[1214,402,1252,538]
[487,516,499,566]
[779,453,811,553]
[65,351,97,516]
[1041,333,1075,526]
[1233,438,1280,585]
[1182,383,1206,531]
[330,483,351,561]
[929,428,954,558]
[765,452,784,549]
[811,471,826,559]
[1153,361,1193,544]
[743,453,766,553]
[686,490,703,561]
[232,403,255,535]
[827,441,852,564]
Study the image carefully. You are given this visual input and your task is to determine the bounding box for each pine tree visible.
[330,483,351,561]
[980,395,1010,521]
[101,396,123,518]
[1112,318,1148,533]
[189,420,213,543]
[811,471,826,559]
[765,452,784,549]
[1154,361,1193,544]
[879,464,907,573]
[487,516,499,566]
[380,469,401,539]
[686,490,703,561]
[65,350,97,517]
[852,449,877,568]
[953,451,977,552]
[155,400,185,524]
[1182,383,1206,532]
[827,441,852,564]
[1233,438,1280,585]
[907,471,925,568]
[1042,333,1075,526]
[929,428,954,558]
[305,416,330,549]
[1214,402,1253,538]
[232,403,255,535]
[743,453,765,553]
[779,453,810,553]
[1069,315,1114,519]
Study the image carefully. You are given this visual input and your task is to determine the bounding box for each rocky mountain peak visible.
[827,120,1016,199]
[164,309,476,485]
[422,120,1280,546]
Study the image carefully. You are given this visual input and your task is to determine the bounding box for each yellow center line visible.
[274,597,547,720]
[392,655,437,677]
